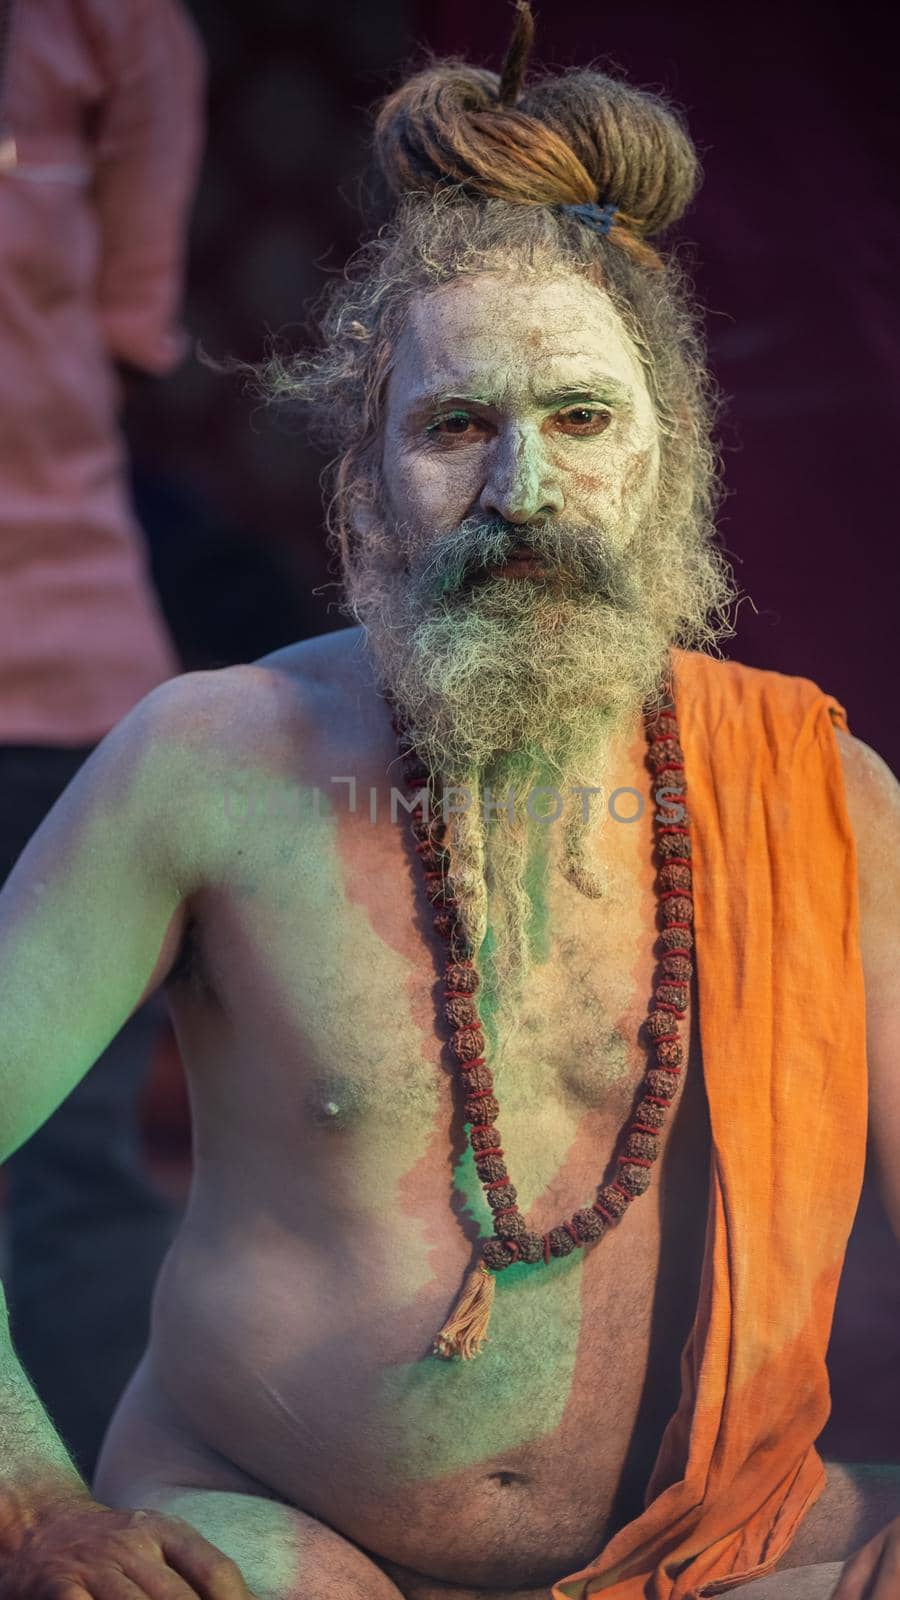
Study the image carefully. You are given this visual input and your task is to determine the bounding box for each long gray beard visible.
[345,493,734,1007]
[382,596,668,1013]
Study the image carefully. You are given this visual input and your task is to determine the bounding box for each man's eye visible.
[427,413,484,439]
[558,408,612,432]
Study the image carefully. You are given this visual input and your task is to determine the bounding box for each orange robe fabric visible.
[552,648,867,1599]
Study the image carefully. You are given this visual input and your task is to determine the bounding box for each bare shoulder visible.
[132,628,373,871]
[832,724,899,807]
[141,626,369,760]
[831,727,899,1008]
[832,727,900,900]
[253,623,371,696]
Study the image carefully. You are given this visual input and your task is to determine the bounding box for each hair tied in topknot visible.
[373,8,701,243]
[497,1,536,107]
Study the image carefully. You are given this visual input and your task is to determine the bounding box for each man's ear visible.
[348,496,380,540]
[340,475,394,569]
[331,460,378,551]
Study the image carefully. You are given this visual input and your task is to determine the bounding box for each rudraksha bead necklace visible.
[388,695,693,1360]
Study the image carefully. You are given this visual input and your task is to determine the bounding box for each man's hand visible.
[831,1514,900,1597]
[0,1498,259,1599]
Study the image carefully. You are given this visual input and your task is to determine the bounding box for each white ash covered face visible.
[382,270,660,582]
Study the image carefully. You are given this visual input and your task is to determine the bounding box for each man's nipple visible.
[305,1072,367,1130]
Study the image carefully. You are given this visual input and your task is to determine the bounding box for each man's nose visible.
[479,426,564,524]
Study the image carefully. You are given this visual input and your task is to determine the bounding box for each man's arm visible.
[0,1279,91,1535]
[834,728,900,1241]
[829,726,900,1600]
[0,676,200,1535]
[0,683,196,1166]
[0,672,274,1597]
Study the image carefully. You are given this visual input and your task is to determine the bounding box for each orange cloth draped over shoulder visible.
[552,648,867,1600]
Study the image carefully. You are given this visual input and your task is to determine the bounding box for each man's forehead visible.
[394,272,645,401]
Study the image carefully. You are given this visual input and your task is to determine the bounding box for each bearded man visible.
[1,9,898,1600]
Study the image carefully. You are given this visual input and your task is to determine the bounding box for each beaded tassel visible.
[389,695,694,1360]
[432,1262,496,1359]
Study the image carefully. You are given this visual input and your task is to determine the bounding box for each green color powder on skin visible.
[374,1233,583,1482]
[522,794,553,967]
[370,842,584,1484]
[127,1488,323,1598]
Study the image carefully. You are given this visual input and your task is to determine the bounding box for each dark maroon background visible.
[129,0,899,770]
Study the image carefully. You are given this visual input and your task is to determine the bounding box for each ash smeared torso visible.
[95,628,710,1590]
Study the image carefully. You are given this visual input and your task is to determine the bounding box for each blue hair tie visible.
[560,200,618,237]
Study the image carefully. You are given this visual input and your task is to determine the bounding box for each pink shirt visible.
[0,0,205,745]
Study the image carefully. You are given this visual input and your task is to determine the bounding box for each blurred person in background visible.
[0,0,205,1481]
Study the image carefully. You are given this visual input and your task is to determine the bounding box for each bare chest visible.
[163,758,710,1532]
[172,759,697,1199]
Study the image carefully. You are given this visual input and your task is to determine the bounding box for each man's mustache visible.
[409,518,636,608]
